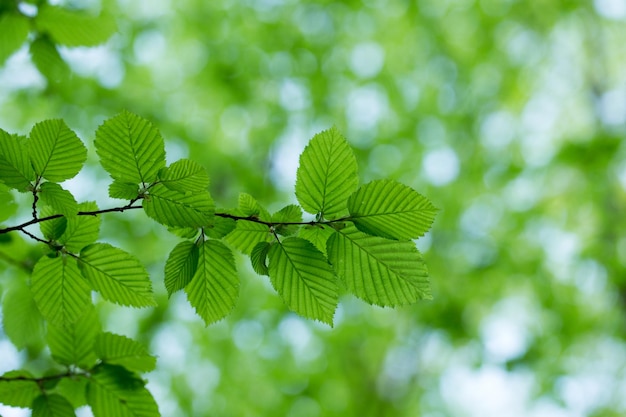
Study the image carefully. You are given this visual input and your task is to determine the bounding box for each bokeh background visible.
[2,0,626,416]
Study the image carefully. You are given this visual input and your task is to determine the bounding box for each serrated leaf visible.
[0,130,34,191]
[39,205,67,241]
[59,201,100,252]
[295,127,358,219]
[327,225,431,306]
[185,240,238,325]
[164,240,199,296]
[298,224,334,256]
[95,332,156,373]
[224,219,271,255]
[238,193,262,217]
[348,180,437,240]
[0,13,30,64]
[54,378,89,409]
[32,394,76,417]
[268,237,337,324]
[29,119,87,182]
[204,215,235,239]
[0,370,41,407]
[30,36,70,83]
[250,241,270,276]
[94,111,166,184]
[79,243,156,307]
[87,364,159,417]
[143,184,214,227]
[39,182,78,216]
[272,204,302,236]
[108,180,140,200]
[167,227,199,239]
[35,5,116,47]
[1,280,45,350]
[31,254,91,326]
[0,184,17,221]
[47,305,100,368]
[158,159,209,193]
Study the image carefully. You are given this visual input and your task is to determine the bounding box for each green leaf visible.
[164,240,199,296]
[32,394,76,417]
[158,159,210,193]
[268,237,337,325]
[38,182,78,216]
[95,332,156,373]
[250,241,270,276]
[298,224,334,256]
[327,225,431,306]
[59,201,100,252]
[185,240,238,325]
[203,215,235,239]
[79,243,156,307]
[0,184,17,221]
[30,36,71,83]
[87,364,159,417]
[347,180,437,240]
[54,378,88,409]
[94,111,166,184]
[224,219,271,255]
[238,192,267,218]
[0,13,30,65]
[31,254,91,326]
[295,127,358,219]
[108,180,140,200]
[47,305,100,368]
[39,205,67,241]
[0,370,41,407]
[143,184,214,228]
[29,119,87,182]
[0,130,34,191]
[271,204,302,236]
[1,280,45,350]
[35,5,116,47]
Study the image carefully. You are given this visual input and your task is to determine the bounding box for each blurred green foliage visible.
[1,0,626,416]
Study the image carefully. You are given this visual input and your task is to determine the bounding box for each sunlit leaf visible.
[35,4,116,47]
[31,254,91,326]
[0,370,40,407]
[250,241,270,276]
[0,130,34,191]
[348,180,437,240]
[185,240,238,325]
[30,36,70,83]
[158,158,210,193]
[94,111,166,184]
[295,127,358,219]
[29,119,87,182]
[1,280,45,350]
[164,240,199,296]
[224,219,271,254]
[108,180,140,200]
[59,201,100,252]
[32,394,76,417]
[272,204,302,236]
[298,224,334,256]
[47,305,100,368]
[0,13,29,64]
[79,243,156,307]
[268,237,337,324]
[39,182,78,216]
[95,332,156,373]
[143,184,214,228]
[327,225,431,306]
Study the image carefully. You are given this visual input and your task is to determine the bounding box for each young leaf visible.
[79,243,157,307]
[0,370,41,407]
[87,364,159,417]
[108,180,140,200]
[185,240,238,325]
[59,201,100,252]
[0,130,34,191]
[298,224,334,256]
[29,36,70,83]
[1,280,45,350]
[35,5,116,47]
[238,192,268,218]
[271,204,302,236]
[94,111,166,184]
[327,225,431,306]
[47,305,101,369]
[39,182,78,216]
[224,220,271,255]
[158,159,210,193]
[31,254,91,326]
[143,184,214,228]
[347,180,437,240]
[268,237,337,325]
[295,127,358,219]
[250,241,270,276]
[164,240,199,296]
[95,332,156,373]
[32,394,76,417]
[29,119,87,182]
[204,215,235,239]
[0,12,30,64]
